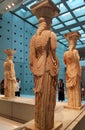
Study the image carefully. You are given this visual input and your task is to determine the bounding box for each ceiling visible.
[0,0,25,14]
[0,0,85,48]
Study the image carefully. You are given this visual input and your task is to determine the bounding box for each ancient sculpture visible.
[64,31,82,109]
[29,0,60,129]
[4,49,16,98]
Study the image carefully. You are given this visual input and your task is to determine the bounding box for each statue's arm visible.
[50,32,58,52]
[75,49,80,60]
[64,53,67,65]
[50,32,59,67]
[7,62,16,81]
[29,36,35,68]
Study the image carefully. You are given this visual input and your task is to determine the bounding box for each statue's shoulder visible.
[8,60,13,65]
[73,49,78,53]
[64,51,71,58]
[64,51,75,61]
[50,31,56,36]
[42,30,56,41]
[43,30,56,36]
[42,30,50,35]
[50,31,56,41]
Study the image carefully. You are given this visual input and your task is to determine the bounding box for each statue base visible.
[25,120,62,130]
[64,104,84,110]
[1,96,15,99]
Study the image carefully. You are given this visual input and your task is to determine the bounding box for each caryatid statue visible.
[64,31,82,109]
[29,0,60,130]
[4,49,16,98]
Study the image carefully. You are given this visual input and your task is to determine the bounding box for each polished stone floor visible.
[0,94,85,130]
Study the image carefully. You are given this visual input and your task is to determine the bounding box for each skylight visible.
[71,26,81,31]
[78,16,85,22]
[60,30,69,34]
[73,6,85,17]
[59,3,67,14]
[52,18,60,26]
[11,0,85,48]
[26,1,38,9]
[27,16,38,24]
[66,0,84,9]
[52,0,61,4]
[53,24,64,30]
[64,19,76,26]
[59,12,73,22]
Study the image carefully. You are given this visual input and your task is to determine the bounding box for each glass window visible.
[59,3,68,14]
[79,30,84,34]
[52,18,60,26]
[66,0,84,9]
[59,12,73,22]
[57,35,63,40]
[60,30,69,34]
[27,16,38,24]
[73,6,85,17]
[78,16,85,22]
[52,0,61,4]
[26,1,38,9]
[71,26,81,31]
[53,24,64,30]
[64,19,76,26]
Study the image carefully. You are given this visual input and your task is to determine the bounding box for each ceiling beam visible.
[54,21,85,33]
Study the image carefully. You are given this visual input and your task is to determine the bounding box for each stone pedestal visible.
[25,120,62,130]
[1,96,15,99]
[0,96,34,123]
[1,95,85,130]
[64,104,84,110]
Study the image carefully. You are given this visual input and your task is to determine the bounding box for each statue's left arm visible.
[50,32,59,73]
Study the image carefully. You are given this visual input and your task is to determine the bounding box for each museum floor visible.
[0,94,85,130]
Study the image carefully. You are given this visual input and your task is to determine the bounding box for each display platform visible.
[54,102,85,130]
[24,102,85,130]
[14,101,85,130]
[0,95,34,123]
[0,95,85,130]
[24,120,62,130]
[64,104,84,110]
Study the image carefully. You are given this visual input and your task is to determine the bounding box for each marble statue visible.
[29,0,60,130]
[64,31,82,109]
[4,49,16,98]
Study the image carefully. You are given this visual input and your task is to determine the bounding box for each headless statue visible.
[64,31,81,109]
[29,1,60,129]
[4,49,16,98]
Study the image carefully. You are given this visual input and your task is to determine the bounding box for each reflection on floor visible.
[0,94,85,130]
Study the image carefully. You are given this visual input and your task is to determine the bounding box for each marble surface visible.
[54,102,85,130]
[18,101,85,130]
[0,95,85,130]
[0,95,34,123]
[0,95,35,105]
[0,116,22,130]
